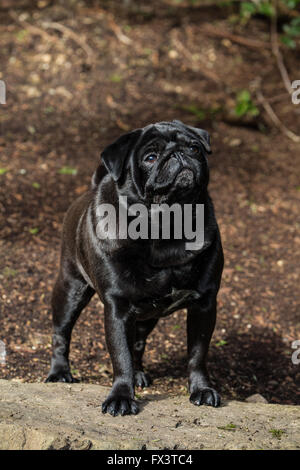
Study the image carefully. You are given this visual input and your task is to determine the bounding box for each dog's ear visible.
[189,126,211,154]
[101,128,142,182]
[172,120,211,154]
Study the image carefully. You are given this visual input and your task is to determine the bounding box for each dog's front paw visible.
[189,387,220,407]
[45,370,78,383]
[134,370,152,388]
[102,395,139,417]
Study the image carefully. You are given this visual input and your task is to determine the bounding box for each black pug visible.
[46,120,224,416]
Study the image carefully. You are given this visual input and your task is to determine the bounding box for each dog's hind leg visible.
[133,318,158,388]
[46,263,95,383]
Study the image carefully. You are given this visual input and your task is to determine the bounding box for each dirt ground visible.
[0,0,299,405]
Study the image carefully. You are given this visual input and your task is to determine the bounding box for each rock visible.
[245,394,268,404]
[0,379,299,450]
[268,380,279,387]
[229,138,242,147]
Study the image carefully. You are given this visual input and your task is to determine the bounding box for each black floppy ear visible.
[172,120,211,154]
[101,128,142,182]
[189,126,211,154]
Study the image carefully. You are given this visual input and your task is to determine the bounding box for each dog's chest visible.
[133,286,200,319]
[159,287,200,314]
[129,260,201,318]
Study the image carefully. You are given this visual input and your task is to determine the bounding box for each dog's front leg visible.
[102,297,138,416]
[187,298,221,408]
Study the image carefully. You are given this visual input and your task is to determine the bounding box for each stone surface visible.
[0,379,299,450]
[245,393,268,404]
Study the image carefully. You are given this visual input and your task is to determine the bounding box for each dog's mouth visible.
[174,168,194,188]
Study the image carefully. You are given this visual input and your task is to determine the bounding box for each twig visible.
[75,5,132,46]
[164,0,245,7]
[255,79,300,143]
[171,31,221,84]
[270,1,293,96]
[42,21,94,61]
[107,16,132,45]
[9,11,94,62]
[268,92,290,104]
[201,24,271,50]
[9,10,56,44]
[77,5,132,45]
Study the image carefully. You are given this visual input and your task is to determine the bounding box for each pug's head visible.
[99,120,211,204]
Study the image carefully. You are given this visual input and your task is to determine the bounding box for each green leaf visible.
[44,106,54,114]
[280,35,296,48]
[218,423,237,431]
[3,267,17,277]
[16,29,29,42]
[32,182,41,189]
[258,2,275,17]
[216,340,228,347]
[240,1,257,18]
[110,74,122,83]
[0,168,9,175]
[235,89,259,117]
[185,105,206,120]
[235,264,244,271]
[29,227,39,235]
[248,105,260,116]
[283,20,300,37]
[58,166,77,175]
[269,429,286,439]
[283,0,300,9]
[237,90,251,102]
[235,101,249,116]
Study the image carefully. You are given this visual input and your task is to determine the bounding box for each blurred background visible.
[0,0,299,404]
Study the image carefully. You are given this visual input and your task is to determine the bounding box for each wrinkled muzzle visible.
[144,151,197,203]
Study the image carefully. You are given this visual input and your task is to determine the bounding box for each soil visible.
[0,1,299,405]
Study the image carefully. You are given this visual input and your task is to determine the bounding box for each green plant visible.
[269,428,286,439]
[234,90,259,117]
[240,1,275,22]
[2,267,17,277]
[240,1,300,48]
[29,227,39,235]
[282,0,300,8]
[218,423,237,431]
[58,166,77,175]
[183,104,206,121]
[281,17,300,48]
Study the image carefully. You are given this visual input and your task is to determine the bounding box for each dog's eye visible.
[189,145,199,154]
[145,154,158,163]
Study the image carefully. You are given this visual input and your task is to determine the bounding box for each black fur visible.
[46,120,224,416]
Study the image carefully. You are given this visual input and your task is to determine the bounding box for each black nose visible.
[156,156,181,184]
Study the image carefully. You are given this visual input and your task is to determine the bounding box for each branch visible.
[255,79,300,143]
[270,1,293,96]
[42,21,94,61]
[201,24,271,50]
[9,11,56,44]
[9,12,94,62]
[106,16,132,45]
[171,31,222,84]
